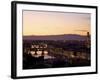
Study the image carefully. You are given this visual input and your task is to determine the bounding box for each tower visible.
[86,32,90,48]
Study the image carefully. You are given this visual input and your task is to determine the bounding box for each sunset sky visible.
[23,10,91,36]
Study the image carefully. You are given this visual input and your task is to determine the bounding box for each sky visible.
[23,10,91,36]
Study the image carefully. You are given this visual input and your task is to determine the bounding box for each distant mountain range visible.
[23,34,87,41]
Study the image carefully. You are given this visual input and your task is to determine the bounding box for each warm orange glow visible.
[23,11,90,36]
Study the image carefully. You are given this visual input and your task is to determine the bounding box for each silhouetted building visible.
[86,32,90,48]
